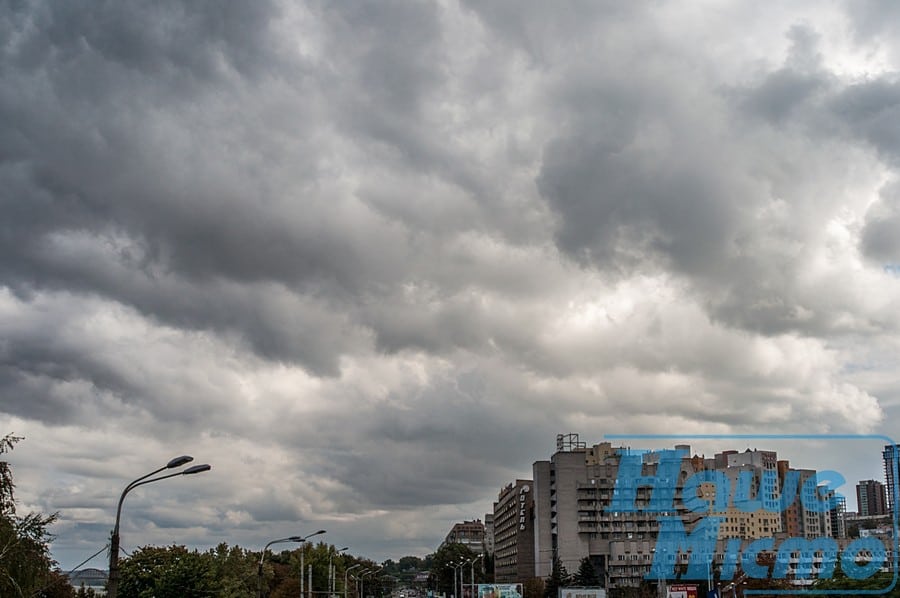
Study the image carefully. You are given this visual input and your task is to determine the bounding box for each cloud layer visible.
[2,0,900,568]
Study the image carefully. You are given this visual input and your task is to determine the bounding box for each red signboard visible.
[666,584,698,598]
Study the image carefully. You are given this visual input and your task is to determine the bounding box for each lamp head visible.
[167,455,193,468]
[183,464,211,475]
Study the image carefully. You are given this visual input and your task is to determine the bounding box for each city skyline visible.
[3,0,900,574]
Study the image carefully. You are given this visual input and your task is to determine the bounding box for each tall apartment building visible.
[776,461,833,539]
[884,445,897,513]
[531,434,844,590]
[444,520,486,553]
[532,435,700,589]
[493,480,535,583]
[483,513,495,556]
[857,480,888,517]
[828,494,847,538]
[706,450,783,541]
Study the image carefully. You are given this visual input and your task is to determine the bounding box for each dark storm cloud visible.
[2,0,280,82]
[0,0,535,377]
[0,0,403,373]
[1,0,898,571]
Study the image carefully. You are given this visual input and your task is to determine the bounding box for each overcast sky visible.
[3,0,900,571]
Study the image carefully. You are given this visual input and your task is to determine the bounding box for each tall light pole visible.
[469,555,481,598]
[460,562,469,598]
[330,546,349,597]
[300,530,327,598]
[355,568,370,598]
[451,562,465,598]
[107,456,211,598]
[345,563,362,598]
[257,530,325,598]
[361,565,382,598]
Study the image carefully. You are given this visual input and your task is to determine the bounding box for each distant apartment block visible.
[483,513,495,556]
[857,479,888,516]
[884,444,897,513]
[828,493,847,538]
[530,433,845,590]
[533,435,697,589]
[444,519,486,553]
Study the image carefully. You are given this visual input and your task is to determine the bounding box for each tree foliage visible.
[430,543,479,597]
[115,542,266,598]
[0,433,67,598]
[543,556,571,598]
[116,545,216,598]
[571,557,600,587]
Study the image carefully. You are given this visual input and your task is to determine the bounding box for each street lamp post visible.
[469,555,481,598]
[345,564,362,598]
[107,456,211,598]
[256,530,326,598]
[460,563,467,598]
[330,546,349,597]
[361,565,382,598]
[300,530,327,598]
[451,562,465,598]
[355,568,370,598]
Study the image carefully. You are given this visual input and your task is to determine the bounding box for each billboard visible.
[477,584,523,598]
[666,584,698,598]
[559,588,607,598]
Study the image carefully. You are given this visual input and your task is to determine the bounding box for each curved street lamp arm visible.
[113,467,166,535]
[119,455,193,498]
[113,462,209,535]
[108,456,203,598]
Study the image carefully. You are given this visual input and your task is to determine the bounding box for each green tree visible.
[431,543,477,597]
[206,542,258,597]
[813,557,900,598]
[571,557,600,587]
[116,544,216,597]
[0,434,66,597]
[74,585,98,597]
[543,556,571,598]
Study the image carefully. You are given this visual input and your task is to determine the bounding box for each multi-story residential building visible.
[530,434,846,590]
[828,494,847,538]
[777,462,833,539]
[857,480,888,517]
[444,520,486,553]
[493,480,535,583]
[884,445,897,513]
[707,451,783,541]
[484,513,495,556]
[532,434,700,589]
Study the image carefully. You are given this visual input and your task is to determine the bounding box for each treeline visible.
[0,433,430,597]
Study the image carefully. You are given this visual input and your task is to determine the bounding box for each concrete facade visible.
[493,479,535,583]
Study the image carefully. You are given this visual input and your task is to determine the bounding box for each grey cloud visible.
[739,68,830,124]
[861,181,900,264]
[845,0,900,42]
[5,0,281,83]
[829,78,900,165]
